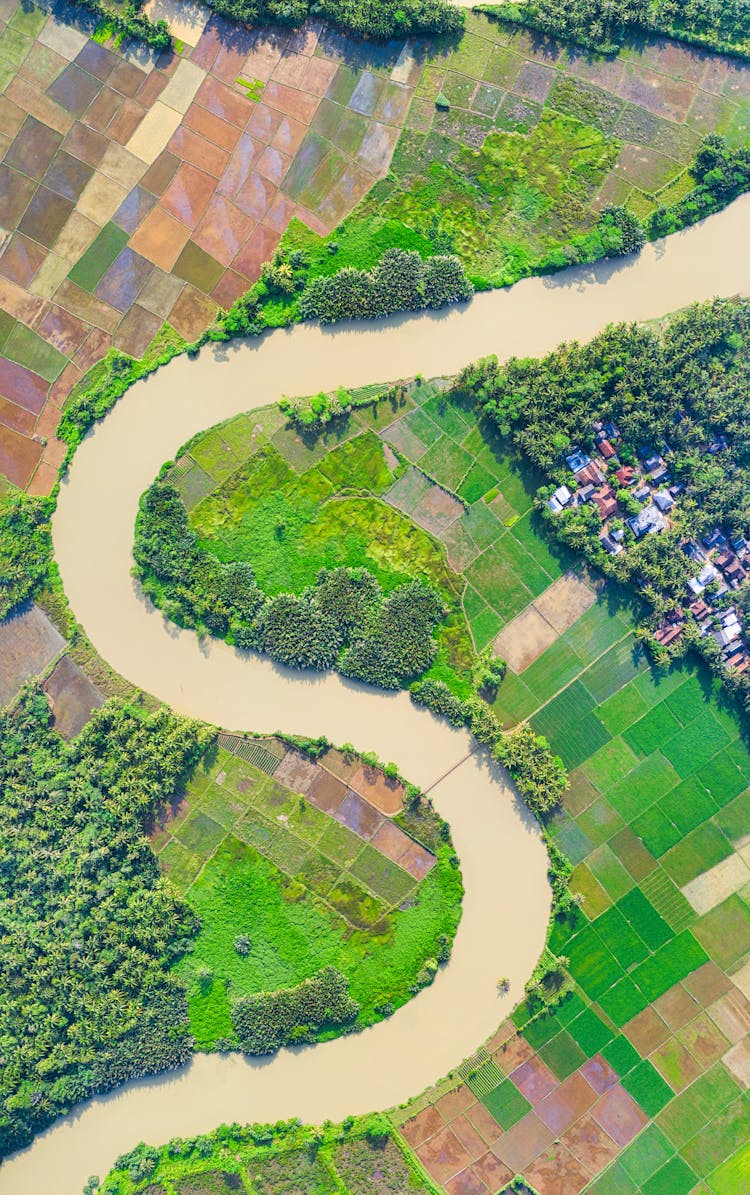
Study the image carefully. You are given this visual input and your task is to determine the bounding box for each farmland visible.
[3,2,750,494]
[168,351,750,1191]
[153,735,462,1049]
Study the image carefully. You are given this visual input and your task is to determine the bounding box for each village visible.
[548,422,750,677]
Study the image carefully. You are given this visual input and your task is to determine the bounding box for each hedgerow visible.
[410,679,567,817]
[232,966,359,1053]
[134,482,445,689]
[0,490,53,619]
[298,249,474,325]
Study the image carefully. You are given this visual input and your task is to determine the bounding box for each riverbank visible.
[2,195,748,1193]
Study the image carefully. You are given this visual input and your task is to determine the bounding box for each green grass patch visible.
[68,222,129,291]
[567,1007,614,1056]
[660,821,733,886]
[693,894,750,970]
[631,931,708,1002]
[620,1124,675,1186]
[598,975,649,1026]
[622,1059,675,1117]
[641,1156,698,1195]
[633,804,683,857]
[617,887,673,950]
[598,682,652,736]
[661,709,731,777]
[658,776,716,836]
[593,906,649,969]
[607,754,680,823]
[3,321,67,382]
[538,1029,587,1079]
[602,1033,641,1077]
[623,701,682,758]
[566,925,624,1001]
[481,1079,531,1129]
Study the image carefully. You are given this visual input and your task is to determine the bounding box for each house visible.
[576,462,605,487]
[602,420,620,441]
[633,485,651,503]
[703,529,727,551]
[643,452,662,473]
[687,562,719,596]
[611,527,625,543]
[669,483,685,497]
[689,599,711,620]
[628,504,666,539]
[577,484,595,503]
[653,490,675,513]
[726,648,750,673]
[593,486,619,520]
[548,484,573,513]
[614,465,635,486]
[716,627,742,650]
[715,549,735,572]
[566,449,591,473]
[600,533,624,555]
[682,541,706,563]
[650,464,671,486]
[731,536,748,556]
[655,624,683,647]
[725,559,747,586]
[598,439,618,461]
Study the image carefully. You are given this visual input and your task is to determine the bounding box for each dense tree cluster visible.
[298,249,474,325]
[0,693,211,1158]
[0,491,52,619]
[232,966,359,1054]
[410,679,567,817]
[134,483,446,689]
[70,0,171,48]
[648,135,750,240]
[456,297,750,696]
[495,0,750,57]
[207,0,462,39]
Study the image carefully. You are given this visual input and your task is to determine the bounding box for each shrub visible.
[298,249,473,325]
[232,967,359,1054]
[0,491,52,619]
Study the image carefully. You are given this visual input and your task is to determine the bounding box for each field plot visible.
[0,3,418,491]
[151,734,459,1048]
[4,5,750,497]
[399,572,750,1193]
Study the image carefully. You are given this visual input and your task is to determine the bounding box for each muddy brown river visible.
[2,196,749,1191]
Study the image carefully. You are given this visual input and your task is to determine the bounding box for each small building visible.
[600,533,624,556]
[575,462,605,487]
[633,485,651,503]
[703,529,727,551]
[593,486,619,520]
[649,464,671,486]
[689,599,711,620]
[627,504,666,539]
[682,541,706,563]
[653,490,675,513]
[669,483,685,497]
[654,624,683,647]
[614,465,635,486]
[725,559,747,586]
[598,439,618,461]
[548,484,573,513]
[577,483,595,503]
[566,449,591,473]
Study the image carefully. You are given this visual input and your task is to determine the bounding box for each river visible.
[2,195,749,1192]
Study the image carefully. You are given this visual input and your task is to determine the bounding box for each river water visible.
[2,196,749,1191]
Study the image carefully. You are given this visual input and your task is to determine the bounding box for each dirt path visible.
[2,197,749,1192]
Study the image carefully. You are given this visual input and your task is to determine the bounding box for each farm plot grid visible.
[397,580,750,1194]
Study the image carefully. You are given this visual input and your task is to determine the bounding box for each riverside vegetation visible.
[97,1115,440,1194]
[459,296,750,704]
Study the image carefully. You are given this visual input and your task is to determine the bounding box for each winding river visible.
[2,197,750,1192]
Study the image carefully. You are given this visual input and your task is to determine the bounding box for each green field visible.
[270,10,750,301]
[153,744,462,1049]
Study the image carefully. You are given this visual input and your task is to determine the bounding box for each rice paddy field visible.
[150,735,461,1049]
[3,1,750,495]
[144,368,750,1191]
